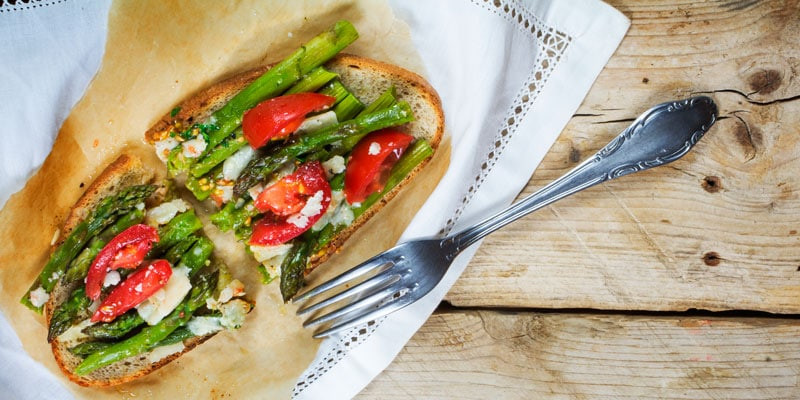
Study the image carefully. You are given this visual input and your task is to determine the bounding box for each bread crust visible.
[145,54,445,275]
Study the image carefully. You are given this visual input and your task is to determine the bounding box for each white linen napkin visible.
[294,1,628,398]
[0,0,628,398]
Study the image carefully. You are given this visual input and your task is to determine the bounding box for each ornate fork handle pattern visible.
[445,96,717,258]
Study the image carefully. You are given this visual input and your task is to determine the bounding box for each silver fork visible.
[294,96,718,338]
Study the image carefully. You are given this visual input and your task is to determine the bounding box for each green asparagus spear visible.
[279,241,312,301]
[332,94,365,121]
[147,210,203,258]
[190,128,247,178]
[233,101,414,196]
[164,235,199,265]
[210,201,258,232]
[319,80,350,105]
[285,66,338,95]
[357,86,397,118]
[176,237,214,277]
[74,268,217,375]
[82,310,144,340]
[47,287,92,342]
[353,139,433,218]
[22,185,155,312]
[68,341,112,358]
[304,86,398,162]
[185,165,221,201]
[206,20,359,150]
[70,325,200,358]
[64,208,146,283]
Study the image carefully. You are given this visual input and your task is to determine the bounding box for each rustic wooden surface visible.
[361,0,800,398]
[362,310,800,399]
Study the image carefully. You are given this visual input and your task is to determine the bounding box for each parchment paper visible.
[0,1,448,398]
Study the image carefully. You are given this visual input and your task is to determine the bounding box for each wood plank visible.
[446,0,800,312]
[359,310,800,399]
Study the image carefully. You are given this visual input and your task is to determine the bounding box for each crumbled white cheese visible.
[218,279,246,303]
[296,110,338,134]
[219,299,250,329]
[134,283,143,293]
[50,228,60,246]
[250,244,293,264]
[154,137,180,162]
[181,136,207,158]
[88,299,101,314]
[187,316,223,336]
[135,202,146,210]
[29,287,49,308]
[368,142,381,155]
[287,190,326,228]
[222,145,256,181]
[247,184,264,201]
[331,205,354,227]
[51,271,60,282]
[312,190,344,231]
[145,198,190,226]
[287,31,293,38]
[136,266,192,325]
[103,270,121,287]
[147,342,185,363]
[321,155,346,178]
[57,319,95,347]
[213,184,233,204]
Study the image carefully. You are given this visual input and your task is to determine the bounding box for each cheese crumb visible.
[29,287,49,308]
[250,244,293,264]
[103,270,121,287]
[187,316,223,336]
[247,184,264,201]
[154,137,180,162]
[145,199,190,226]
[50,228,60,246]
[321,155,346,178]
[287,190,325,228]
[148,342,185,363]
[181,136,207,158]
[368,142,381,155]
[222,145,256,181]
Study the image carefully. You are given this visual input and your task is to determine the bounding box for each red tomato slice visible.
[250,161,331,246]
[86,224,159,301]
[243,93,335,149]
[344,129,414,204]
[91,260,172,323]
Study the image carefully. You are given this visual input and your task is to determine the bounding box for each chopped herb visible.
[170,106,181,117]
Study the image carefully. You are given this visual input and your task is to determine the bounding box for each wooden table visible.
[359,1,800,398]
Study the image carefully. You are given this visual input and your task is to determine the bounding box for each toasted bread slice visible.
[44,154,232,387]
[145,54,444,273]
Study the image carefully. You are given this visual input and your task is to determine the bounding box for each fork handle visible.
[442,96,717,258]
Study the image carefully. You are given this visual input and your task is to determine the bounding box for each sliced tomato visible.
[91,260,172,323]
[85,224,159,301]
[250,161,331,246]
[344,129,414,204]
[243,93,335,149]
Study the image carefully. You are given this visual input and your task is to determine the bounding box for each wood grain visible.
[446,0,800,312]
[359,310,800,399]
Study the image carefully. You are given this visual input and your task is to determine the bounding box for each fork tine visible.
[296,269,401,316]
[292,254,392,303]
[312,291,416,338]
[303,284,400,328]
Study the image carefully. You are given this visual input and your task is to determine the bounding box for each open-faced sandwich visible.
[145,20,444,301]
[21,154,252,386]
